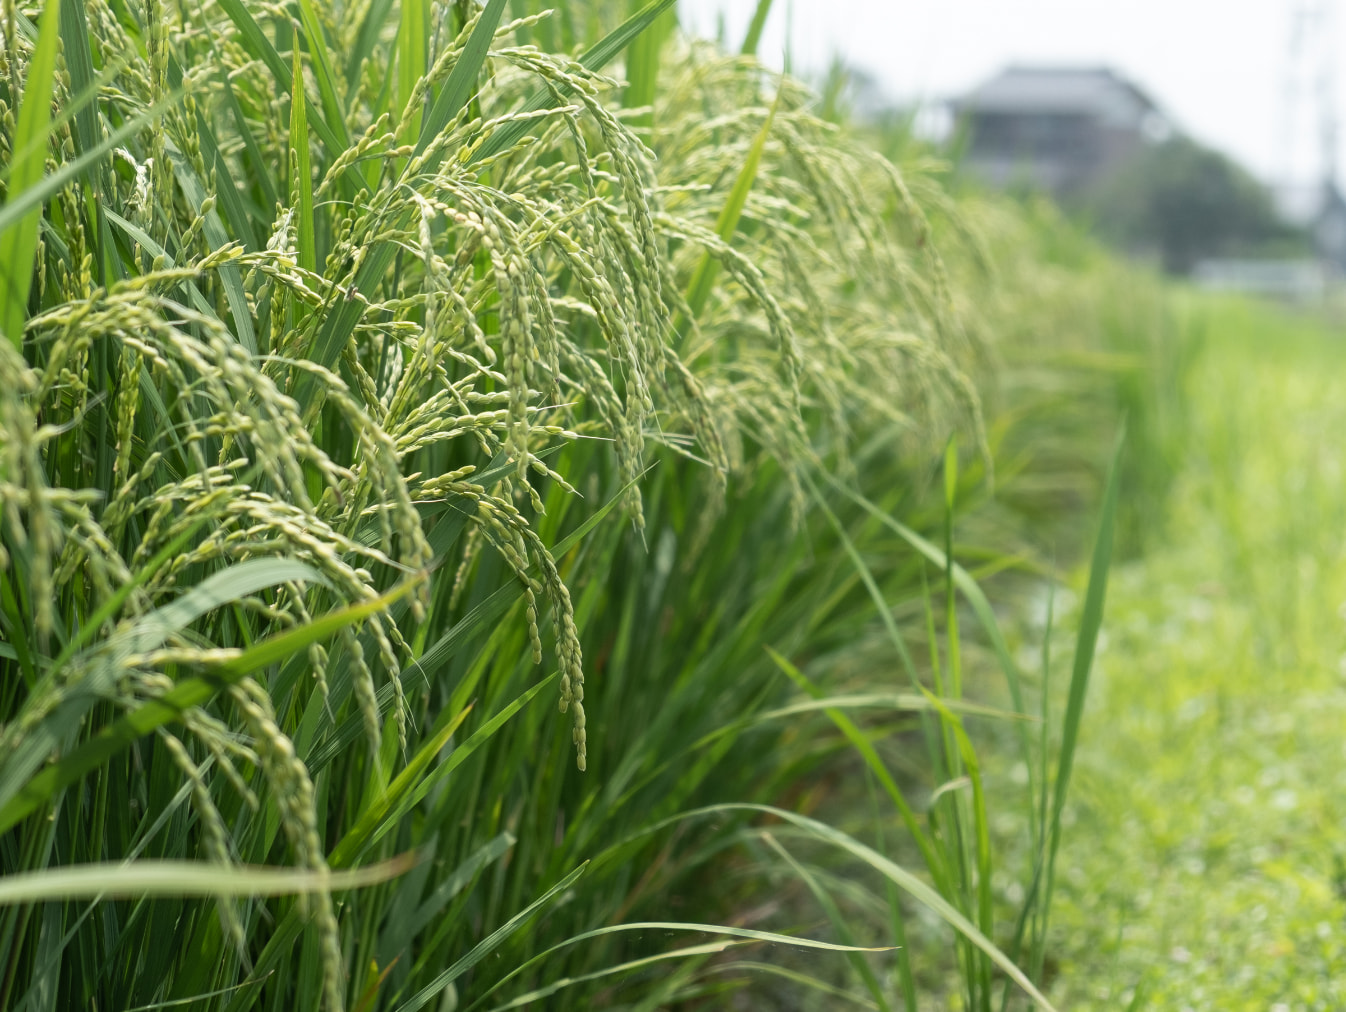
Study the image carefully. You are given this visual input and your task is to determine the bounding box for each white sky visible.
[677,0,1346,187]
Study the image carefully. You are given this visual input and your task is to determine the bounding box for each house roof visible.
[956,66,1161,126]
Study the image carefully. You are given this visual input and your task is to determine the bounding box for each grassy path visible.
[1044,303,1346,1009]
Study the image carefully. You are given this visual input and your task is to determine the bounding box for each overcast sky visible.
[677,0,1344,187]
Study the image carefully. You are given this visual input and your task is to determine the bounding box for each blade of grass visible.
[412,0,506,162]
[465,918,893,1012]
[294,0,349,151]
[0,0,60,348]
[0,578,422,835]
[760,832,892,1012]
[678,85,780,332]
[740,0,774,55]
[290,51,316,275]
[823,472,1037,819]
[703,961,880,1009]
[347,0,396,95]
[763,646,946,891]
[397,0,427,145]
[622,0,675,127]
[391,862,590,1012]
[692,804,1060,1012]
[1033,426,1124,979]
[0,855,416,905]
[920,688,993,1005]
[58,0,103,170]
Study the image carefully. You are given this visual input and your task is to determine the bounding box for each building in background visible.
[952,66,1171,197]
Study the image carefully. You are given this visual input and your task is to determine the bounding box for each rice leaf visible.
[0,0,60,348]
[294,0,349,150]
[0,855,416,905]
[392,863,590,1012]
[681,86,779,327]
[290,51,316,275]
[760,832,892,1012]
[327,701,476,867]
[623,1,675,125]
[763,646,944,887]
[740,0,774,55]
[824,474,1034,775]
[347,0,396,94]
[1036,426,1124,967]
[58,0,102,169]
[414,0,506,156]
[466,918,893,1012]
[471,0,678,163]
[397,0,427,144]
[0,578,421,835]
[691,804,1060,1012]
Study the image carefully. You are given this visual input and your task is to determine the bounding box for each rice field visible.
[0,0,1302,1009]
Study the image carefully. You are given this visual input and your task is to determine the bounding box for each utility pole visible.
[1278,1,1339,221]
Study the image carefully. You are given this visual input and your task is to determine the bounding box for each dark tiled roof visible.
[957,66,1159,123]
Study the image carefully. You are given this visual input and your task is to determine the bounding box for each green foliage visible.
[0,0,60,347]
[1081,136,1309,274]
[1032,301,1346,1009]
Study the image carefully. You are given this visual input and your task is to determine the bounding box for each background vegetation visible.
[1034,301,1346,1010]
[1078,137,1311,275]
[0,1,1209,1009]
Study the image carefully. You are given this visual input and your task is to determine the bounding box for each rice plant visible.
[0,0,1169,1008]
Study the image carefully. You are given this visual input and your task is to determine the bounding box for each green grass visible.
[1019,299,1346,1009]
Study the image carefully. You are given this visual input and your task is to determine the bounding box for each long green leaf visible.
[740,0,774,55]
[695,804,1060,1012]
[290,50,316,275]
[414,0,507,157]
[764,646,945,890]
[59,0,102,168]
[824,472,1035,784]
[0,578,421,835]
[397,0,427,144]
[680,87,780,333]
[393,863,590,1012]
[471,0,678,164]
[469,920,891,1012]
[0,0,60,347]
[327,702,476,868]
[760,833,891,1012]
[622,1,675,125]
[0,855,416,905]
[1037,426,1124,963]
[294,0,349,151]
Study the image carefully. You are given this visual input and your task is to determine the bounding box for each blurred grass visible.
[1024,298,1346,1009]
